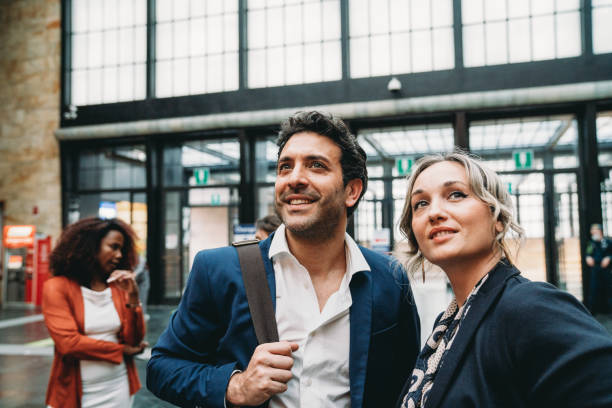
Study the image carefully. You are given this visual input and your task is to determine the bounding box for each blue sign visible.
[233,224,256,241]
[98,201,117,219]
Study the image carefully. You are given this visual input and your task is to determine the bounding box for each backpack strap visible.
[232,240,279,344]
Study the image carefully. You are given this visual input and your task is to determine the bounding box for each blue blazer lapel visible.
[349,270,373,408]
[258,236,277,309]
[425,263,520,408]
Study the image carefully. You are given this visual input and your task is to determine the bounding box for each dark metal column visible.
[239,131,256,224]
[543,156,559,286]
[452,0,464,70]
[383,159,394,248]
[147,140,164,304]
[60,0,72,125]
[577,102,602,301]
[454,111,469,151]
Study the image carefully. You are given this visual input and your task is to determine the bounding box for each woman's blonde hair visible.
[398,150,524,275]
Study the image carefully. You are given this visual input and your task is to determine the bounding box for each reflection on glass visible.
[248,0,341,88]
[469,116,577,172]
[350,0,454,78]
[155,0,239,97]
[164,139,241,186]
[358,124,454,176]
[71,0,147,105]
[78,145,147,190]
[462,0,581,67]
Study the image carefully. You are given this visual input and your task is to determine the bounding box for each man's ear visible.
[345,179,363,208]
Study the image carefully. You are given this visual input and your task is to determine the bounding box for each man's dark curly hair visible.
[277,111,368,217]
[49,217,138,287]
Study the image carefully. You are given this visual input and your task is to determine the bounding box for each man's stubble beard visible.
[275,187,346,241]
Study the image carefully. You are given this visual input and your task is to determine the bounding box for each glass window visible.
[593,0,612,54]
[255,136,278,219]
[500,172,548,283]
[163,138,241,186]
[78,145,147,190]
[598,112,612,233]
[255,136,278,183]
[67,191,148,252]
[358,124,455,176]
[469,116,578,172]
[155,0,239,97]
[71,0,147,105]
[247,0,342,88]
[462,0,581,67]
[597,111,612,166]
[350,0,454,78]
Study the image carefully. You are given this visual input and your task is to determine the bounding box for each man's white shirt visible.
[267,224,371,408]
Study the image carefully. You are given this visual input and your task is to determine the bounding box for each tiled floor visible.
[0,299,610,408]
[0,305,178,408]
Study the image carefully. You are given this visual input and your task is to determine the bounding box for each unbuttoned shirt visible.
[268,224,371,408]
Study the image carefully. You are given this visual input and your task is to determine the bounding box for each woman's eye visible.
[413,200,427,210]
[449,191,467,200]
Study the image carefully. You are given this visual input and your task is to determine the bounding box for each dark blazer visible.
[147,235,420,408]
[398,261,612,408]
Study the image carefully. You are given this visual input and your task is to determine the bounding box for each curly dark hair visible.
[277,111,368,217]
[49,217,138,287]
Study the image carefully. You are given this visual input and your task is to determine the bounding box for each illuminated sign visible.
[3,225,36,248]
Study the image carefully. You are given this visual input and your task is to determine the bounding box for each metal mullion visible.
[239,0,248,89]
[147,0,156,98]
[61,0,72,115]
[340,0,350,79]
[582,0,593,56]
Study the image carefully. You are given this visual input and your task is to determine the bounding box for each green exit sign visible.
[396,157,413,176]
[513,150,533,170]
[194,167,210,185]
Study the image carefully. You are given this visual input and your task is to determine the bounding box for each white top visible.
[80,286,127,385]
[268,224,370,408]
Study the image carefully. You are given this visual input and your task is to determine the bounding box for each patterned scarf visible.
[401,274,489,408]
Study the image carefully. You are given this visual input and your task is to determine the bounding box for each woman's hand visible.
[107,269,139,297]
[123,341,149,356]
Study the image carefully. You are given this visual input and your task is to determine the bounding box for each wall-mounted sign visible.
[194,167,210,185]
[3,225,36,248]
[372,228,390,253]
[396,157,413,176]
[513,150,533,170]
[233,224,256,241]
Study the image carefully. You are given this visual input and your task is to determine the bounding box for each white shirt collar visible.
[269,224,371,278]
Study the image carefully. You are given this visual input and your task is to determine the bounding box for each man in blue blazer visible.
[147,111,420,408]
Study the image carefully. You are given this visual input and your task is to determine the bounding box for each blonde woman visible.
[396,152,612,408]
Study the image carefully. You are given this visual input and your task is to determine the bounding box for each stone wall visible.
[0,0,62,243]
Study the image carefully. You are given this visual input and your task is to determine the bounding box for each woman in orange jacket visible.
[42,217,147,408]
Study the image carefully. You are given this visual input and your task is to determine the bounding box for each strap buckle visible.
[232,239,260,247]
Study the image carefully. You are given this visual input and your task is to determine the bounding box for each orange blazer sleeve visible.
[42,277,124,364]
